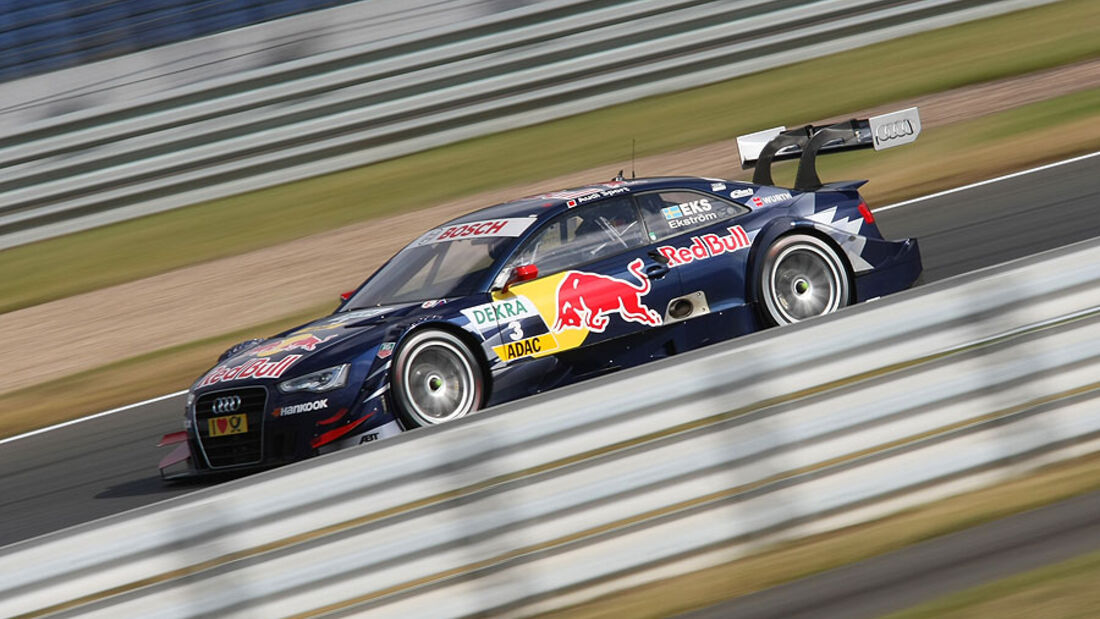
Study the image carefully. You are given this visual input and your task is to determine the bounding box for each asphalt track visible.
[1,155,1098,586]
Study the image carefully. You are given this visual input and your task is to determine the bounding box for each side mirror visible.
[502,264,538,293]
[339,290,355,303]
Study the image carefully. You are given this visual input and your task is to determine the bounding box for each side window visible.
[508,196,645,276]
[637,190,747,242]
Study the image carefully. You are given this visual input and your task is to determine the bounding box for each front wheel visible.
[758,234,851,326]
[392,330,484,428]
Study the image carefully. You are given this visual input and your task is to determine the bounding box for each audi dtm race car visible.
[158,108,924,480]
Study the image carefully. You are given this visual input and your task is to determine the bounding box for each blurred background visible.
[0,1,1098,617]
[0,0,356,81]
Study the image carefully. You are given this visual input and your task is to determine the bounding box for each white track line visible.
[874,150,1100,213]
[0,390,187,446]
[3,150,1098,447]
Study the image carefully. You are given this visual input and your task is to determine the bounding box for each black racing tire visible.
[392,329,484,428]
[758,233,851,327]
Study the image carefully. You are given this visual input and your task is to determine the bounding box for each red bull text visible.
[656,226,751,267]
[200,355,302,387]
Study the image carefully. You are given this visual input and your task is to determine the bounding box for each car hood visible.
[192,303,428,392]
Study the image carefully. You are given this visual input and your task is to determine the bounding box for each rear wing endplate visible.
[737,107,921,191]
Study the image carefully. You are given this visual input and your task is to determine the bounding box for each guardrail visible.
[3,237,1099,618]
[0,0,1059,249]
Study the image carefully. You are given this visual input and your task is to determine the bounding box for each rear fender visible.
[744,217,799,307]
[745,218,858,307]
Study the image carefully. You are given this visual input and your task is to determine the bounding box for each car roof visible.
[443,176,756,225]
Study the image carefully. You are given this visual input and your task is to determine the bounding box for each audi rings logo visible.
[212,395,242,414]
[868,108,921,151]
[874,119,914,145]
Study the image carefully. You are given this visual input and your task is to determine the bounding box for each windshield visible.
[344,218,533,308]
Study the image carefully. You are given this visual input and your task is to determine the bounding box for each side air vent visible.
[664,292,711,324]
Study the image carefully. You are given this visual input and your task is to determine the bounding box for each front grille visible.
[195,387,267,468]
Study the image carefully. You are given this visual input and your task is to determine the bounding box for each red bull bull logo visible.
[552,258,662,333]
[251,333,337,357]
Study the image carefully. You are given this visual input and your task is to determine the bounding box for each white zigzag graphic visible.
[806,207,874,272]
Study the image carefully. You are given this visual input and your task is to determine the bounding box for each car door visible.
[490,195,684,377]
[634,188,754,346]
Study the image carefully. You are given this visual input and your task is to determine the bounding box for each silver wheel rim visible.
[401,339,477,425]
[767,242,845,324]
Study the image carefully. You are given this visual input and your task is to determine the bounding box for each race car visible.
[158,108,924,480]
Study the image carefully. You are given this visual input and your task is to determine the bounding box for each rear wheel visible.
[392,330,484,428]
[759,234,851,326]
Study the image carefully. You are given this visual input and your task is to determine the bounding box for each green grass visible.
[1,0,1097,314]
[886,549,1100,619]
[968,85,1100,141]
[808,86,1100,203]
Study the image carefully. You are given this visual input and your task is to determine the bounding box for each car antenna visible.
[631,138,637,179]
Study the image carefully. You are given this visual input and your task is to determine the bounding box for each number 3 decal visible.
[507,321,523,341]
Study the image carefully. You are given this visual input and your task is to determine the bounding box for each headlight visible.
[278,364,350,394]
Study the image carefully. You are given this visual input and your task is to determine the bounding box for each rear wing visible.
[737,107,921,192]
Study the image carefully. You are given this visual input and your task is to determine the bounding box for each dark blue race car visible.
[158,108,924,480]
